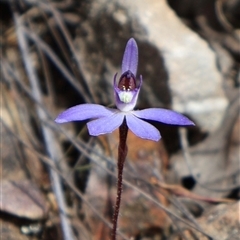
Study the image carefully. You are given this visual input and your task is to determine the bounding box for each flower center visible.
[118,70,136,91]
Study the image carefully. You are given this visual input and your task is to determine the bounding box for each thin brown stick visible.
[22,26,91,102]
[13,10,75,240]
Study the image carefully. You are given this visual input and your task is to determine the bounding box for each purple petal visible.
[126,114,161,141]
[55,104,115,123]
[121,38,138,76]
[132,108,195,126]
[87,113,124,136]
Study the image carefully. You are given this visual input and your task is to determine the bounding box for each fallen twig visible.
[13,9,75,240]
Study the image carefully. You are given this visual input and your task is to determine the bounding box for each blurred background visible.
[1,0,239,239]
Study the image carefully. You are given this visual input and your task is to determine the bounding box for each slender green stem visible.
[111,119,128,240]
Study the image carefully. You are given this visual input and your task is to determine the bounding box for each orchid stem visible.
[111,119,128,240]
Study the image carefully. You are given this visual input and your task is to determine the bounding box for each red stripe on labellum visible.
[118,70,136,91]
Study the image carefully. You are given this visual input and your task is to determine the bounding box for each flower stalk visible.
[111,119,128,240]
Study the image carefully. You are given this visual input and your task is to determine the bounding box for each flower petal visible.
[126,114,161,141]
[55,104,115,123]
[121,38,138,76]
[132,108,195,126]
[87,113,125,136]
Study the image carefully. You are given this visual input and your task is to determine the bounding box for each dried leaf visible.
[1,180,49,220]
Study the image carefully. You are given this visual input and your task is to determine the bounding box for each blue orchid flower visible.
[55,38,194,141]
